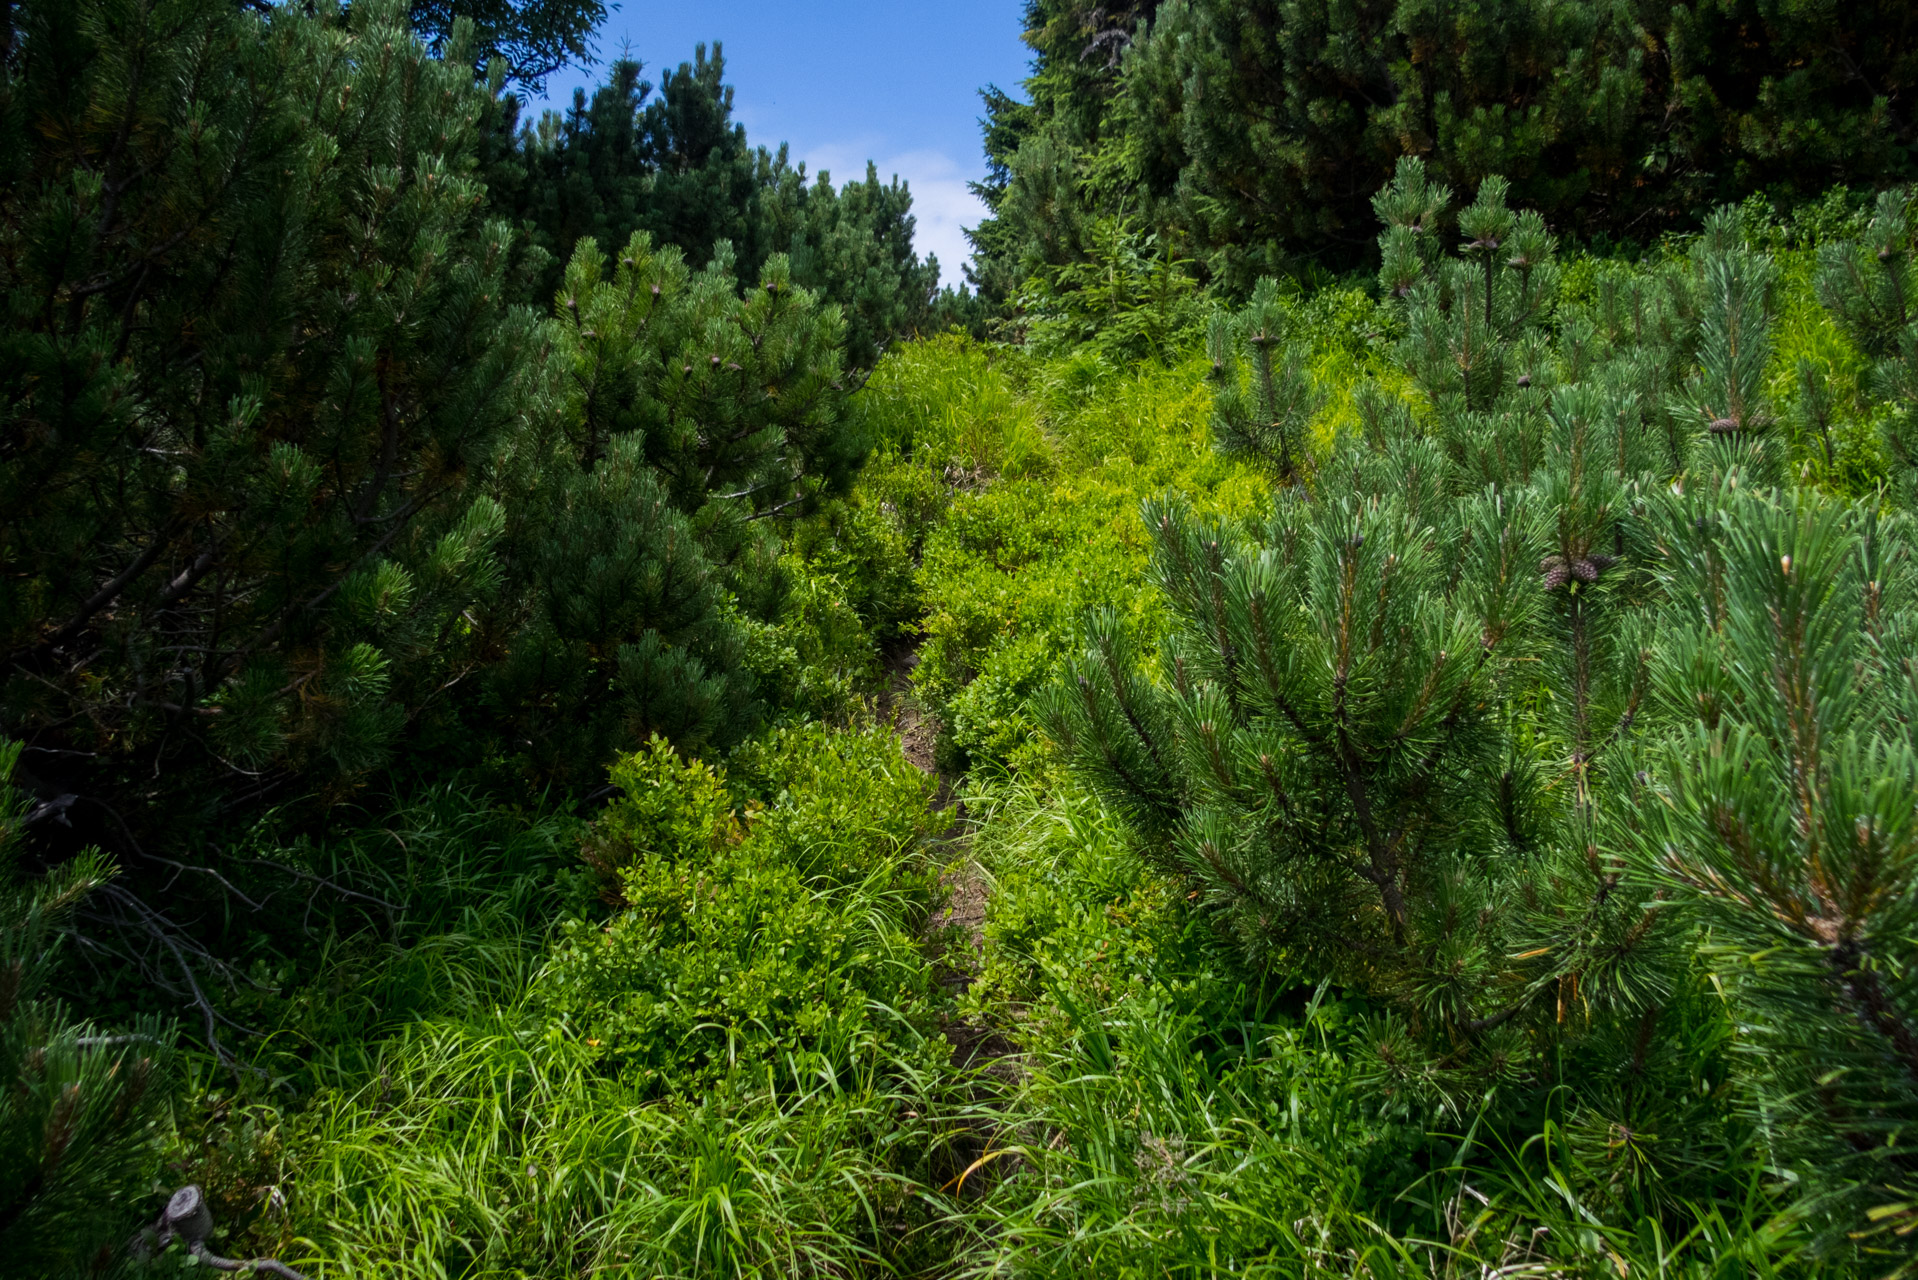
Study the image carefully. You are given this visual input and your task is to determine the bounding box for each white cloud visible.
[799,143,986,291]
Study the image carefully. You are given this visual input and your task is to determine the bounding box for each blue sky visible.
[533,2,1034,287]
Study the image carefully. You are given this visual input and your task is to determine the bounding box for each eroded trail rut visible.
[879,643,1017,1081]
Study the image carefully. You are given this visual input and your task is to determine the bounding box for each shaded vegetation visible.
[11,0,1918,1276]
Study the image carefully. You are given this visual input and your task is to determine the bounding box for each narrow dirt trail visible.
[880,643,1016,1077]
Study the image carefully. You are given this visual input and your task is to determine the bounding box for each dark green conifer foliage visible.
[1,0,884,811]
[964,2,1163,302]
[1817,190,1918,503]
[1628,486,1918,1251]
[1686,211,1782,486]
[0,0,548,801]
[1205,279,1321,482]
[484,234,866,779]
[405,0,604,89]
[639,46,758,265]
[971,0,1918,291]
[0,741,173,1276]
[1042,168,1691,1114]
[1388,167,1561,421]
[493,46,939,368]
[1043,158,1918,1249]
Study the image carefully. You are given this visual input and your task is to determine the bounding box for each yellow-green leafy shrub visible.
[851,332,1053,479]
[906,352,1267,769]
[539,725,944,1093]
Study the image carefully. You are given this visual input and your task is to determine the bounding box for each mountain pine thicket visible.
[483,47,942,369]
[970,0,1918,297]
[10,0,1918,1275]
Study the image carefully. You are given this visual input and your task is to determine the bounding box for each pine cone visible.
[1541,553,1617,589]
[1707,414,1742,434]
[1572,553,1619,582]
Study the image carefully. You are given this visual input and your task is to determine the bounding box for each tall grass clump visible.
[282,725,979,1277]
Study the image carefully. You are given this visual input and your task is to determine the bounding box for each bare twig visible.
[150,857,269,912]
[82,883,267,1068]
[235,857,401,925]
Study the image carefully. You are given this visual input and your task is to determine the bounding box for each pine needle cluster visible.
[1045,164,1918,1260]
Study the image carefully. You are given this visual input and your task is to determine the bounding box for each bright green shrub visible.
[904,347,1267,771]
[724,723,939,877]
[290,725,960,1278]
[956,779,1445,1276]
[538,725,943,1093]
[851,333,1053,479]
[744,494,923,722]
[959,780,1235,1049]
[784,500,920,643]
[857,452,954,555]
[544,843,927,1092]
[766,562,883,722]
[585,736,734,877]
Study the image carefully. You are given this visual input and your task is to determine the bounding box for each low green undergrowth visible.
[954,780,1831,1279]
[117,191,1918,1279]
[860,342,1273,773]
[275,724,968,1277]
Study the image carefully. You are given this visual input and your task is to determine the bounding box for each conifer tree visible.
[1387,167,1559,421]
[0,740,173,1276]
[483,233,867,779]
[1628,485,1918,1254]
[1205,279,1321,483]
[970,0,1917,293]
[1042,166,1683,1112]
[407,0,605,90]
[1686,210,1782,486]
[1043,160,1918,1240]
[491,46,938,367]
[0,0,545,810]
